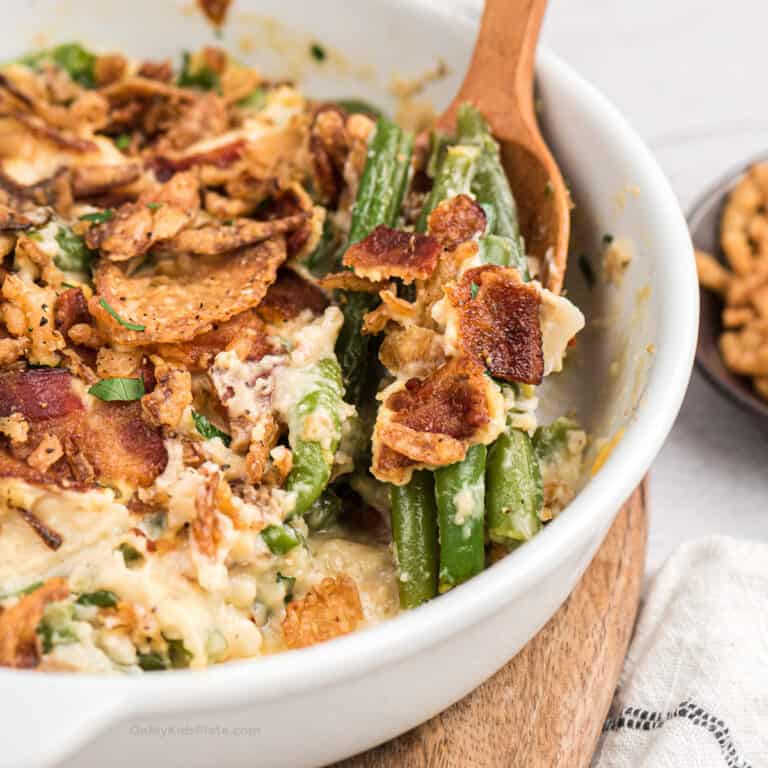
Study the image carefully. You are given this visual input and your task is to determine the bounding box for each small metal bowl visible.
[689,155,768,420]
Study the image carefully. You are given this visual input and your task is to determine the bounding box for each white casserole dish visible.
[0,1,697,766]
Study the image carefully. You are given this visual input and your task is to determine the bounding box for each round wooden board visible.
[336,483,648,768]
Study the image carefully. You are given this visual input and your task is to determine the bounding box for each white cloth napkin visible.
[592,536,768,768]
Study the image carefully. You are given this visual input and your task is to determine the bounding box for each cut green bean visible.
[456,104,528,276]
[335,117,413,404]
[284,357,345,516]
[486,427,543,544]
[416,144,479,233]
[390,472,438,608]
[434,444,486,592]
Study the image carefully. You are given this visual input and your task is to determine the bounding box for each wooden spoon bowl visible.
[438,0,570,294]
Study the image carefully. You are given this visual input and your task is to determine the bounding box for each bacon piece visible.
[257,268,328,323]
[448,265,544,385]
[153,310,269,371]
[0,578,69,669]
[427,193,487,250]
[282,575,363,650]
[0,369,83,422]
[91,236,286,346]
[55,287,91,338]
[372,356,501,483]
[344,225,440,283]
[0,370,166,488]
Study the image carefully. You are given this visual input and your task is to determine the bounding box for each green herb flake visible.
[26,230,43,242]
[137,651,167,671]
[36,602,78,654]
[167,638,193,669]
[89,377,145,402]
[177,51,221,92]
[276,572,296,603]
[76,590,119,608]
[470,283,479,299]
[98,297,145,331]
[192,411,232,447]
[54,226,96,272]
[51,43,96,88]
[146,202,163,211]
[115,133,132,150]
[79,209,114,224]
[0,581,43,601]
[577,253,596,288]
[309,43,327,62]
[60,282,77,290]
[118,542,145,567]
[237,87,266,111]
[261,524,300,555]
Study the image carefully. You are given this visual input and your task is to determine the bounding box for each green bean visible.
[456,104,527,276]
[434,444,486,592]
[486,427,543,544]
[305,488,342,532]
[335,118,413,405]
[416,144,479,233]
[533,417,580,461]
[478,234,516,266]
[389,472,439,608]
[284,358,345,516]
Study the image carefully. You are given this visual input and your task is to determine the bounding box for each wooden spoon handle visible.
[441,0,548,138]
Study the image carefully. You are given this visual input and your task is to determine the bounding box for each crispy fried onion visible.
[446,265,544,385]
[91,236,286,346]
[282,575,363,649]
[0,578,69,669]
[371,356,505,484]
[85,171,200,261]
[343,225,441,284]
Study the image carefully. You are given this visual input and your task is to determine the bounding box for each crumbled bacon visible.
[427,193,487,250]
[372,356,497,482]
[257,268,328,323]
[0,578,69,669]
[0,368,83,422]
[54,287,91,338]
[282,575,363,650]
[448,265,544,385]
[343,225,441,284]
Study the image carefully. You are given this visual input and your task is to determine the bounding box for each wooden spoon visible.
[438,0,570,294]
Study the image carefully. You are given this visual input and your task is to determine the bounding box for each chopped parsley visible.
[76,590,119,608]
[577,253,596,288]
[137,651,167,671]
[470,282,479,299]
[177,50,220,92]
[237,86,266,110]
[192,411,232,447]
[276,572,296,603]
[78,209,114,224]
[167,638,194,669]
[0,581,43,601]
[309,42,327,62]
[114,133,132,150]
[146,202,163,211]
[54,226,96,272]
[89,377,145,402]
[98,297,145,331]
[118,542,144,567]
[261,524,300,555]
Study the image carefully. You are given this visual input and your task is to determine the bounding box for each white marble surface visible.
[538,1,768,573]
